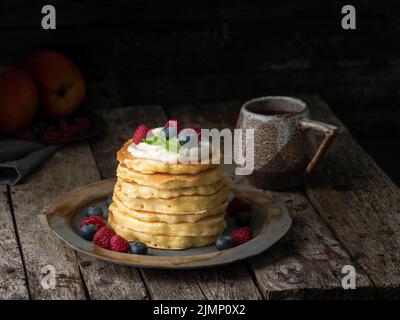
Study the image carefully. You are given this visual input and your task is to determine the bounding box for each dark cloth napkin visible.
[0,139,60,185]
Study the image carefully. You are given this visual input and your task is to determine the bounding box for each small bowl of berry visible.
[12,110,105,145]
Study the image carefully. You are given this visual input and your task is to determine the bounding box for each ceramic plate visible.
[45,179,292,269]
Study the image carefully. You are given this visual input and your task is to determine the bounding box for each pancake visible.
[109,205,226,236]
[110,221,216,249]
[114,182,229,214]
[116,163,224,189]
[118,139,218,174]
[117,177,227,199]
[112,195,228,223]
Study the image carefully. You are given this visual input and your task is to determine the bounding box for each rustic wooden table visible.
[1,95,399,300]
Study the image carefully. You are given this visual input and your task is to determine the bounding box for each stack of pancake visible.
[108,140,229,249]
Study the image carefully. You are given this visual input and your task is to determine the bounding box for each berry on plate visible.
[178,128,200,148]
[84,206,103,217]
[79,224,98,241]
[80,216,106,230]
[215,234,235,250]
[109,235,130,253]
[129,241,148,255]
[163,120,182,133]
[227,197,251,216]
[235,211,252,227]
[105,195,113,208]
[133,124,150,144]
[160,126,177,140]
[93,226,116,249]
[230,227,252,245]
[103,195,112,219]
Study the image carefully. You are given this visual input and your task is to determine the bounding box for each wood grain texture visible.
[0,186,29,299]
[91,106,262,300]
[9,144,147,299]
[9,145,95,299]
[301,95,400,298]
[167,100,373,299]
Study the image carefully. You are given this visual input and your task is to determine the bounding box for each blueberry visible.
[105,196,113,208]
[160,127,177,140]
[178,129,199,148]
[235,211,252,226]
[79,224,98,241]
[85,206,103,218]
[103,196,112,219]
[215,234,235,250]
[130,241,148,255]
[32,121,48,137]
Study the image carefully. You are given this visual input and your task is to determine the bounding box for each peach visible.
[0,68,38,134]
[24,50,86,119]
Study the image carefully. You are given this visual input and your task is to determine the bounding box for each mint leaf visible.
[144,134,164,145]
[165,137,181,152]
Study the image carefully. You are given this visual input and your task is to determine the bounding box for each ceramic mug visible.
[236,96,338,190]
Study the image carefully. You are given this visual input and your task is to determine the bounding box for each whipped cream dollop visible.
[127,127,216,164]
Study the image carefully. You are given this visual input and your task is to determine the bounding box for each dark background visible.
[1,0,399,183]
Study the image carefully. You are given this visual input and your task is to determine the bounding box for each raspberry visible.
[227,197,251,216]
[230,227,252,245]
[15,129,35,140]
[69,124,83,136]
[93,227,115,249]
[41,131,60,141]
[193,127,201,139]
[75,117,91,131]
[80,216,106,230]
[163,120,182,133]
[109,235,130,253]
[132,124,150,144]
[58,123,72,138]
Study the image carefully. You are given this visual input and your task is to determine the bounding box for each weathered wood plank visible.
[77,255,147,300]
[10,143,147,299]
[177,100,374,299]
[92,106,262,299]
[9,145,94,299]
[301,95,400,298]
[0,186,29,299]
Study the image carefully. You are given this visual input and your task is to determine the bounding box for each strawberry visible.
[163,120,182,133]
[58,123,72,139]
[109,235,130,253]
[69,124,84,136]
[80,216,106,230]
[75,117,91,131]
[41,131,60,141]
[93,227,115,249]
[230,227,252,245]
[227,197,251,216]
[132,124,150,144]
[193,127,201,139]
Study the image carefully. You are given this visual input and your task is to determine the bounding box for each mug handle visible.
[299,119,339,174]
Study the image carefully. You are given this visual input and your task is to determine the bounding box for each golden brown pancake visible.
[116,163,224,189]
[112,194,228,223]
[110,219,217,249]
[114,182,229,214]
[109,204,226,237]
[117,177,227,199]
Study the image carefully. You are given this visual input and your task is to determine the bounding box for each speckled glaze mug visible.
[236,96,338,190]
